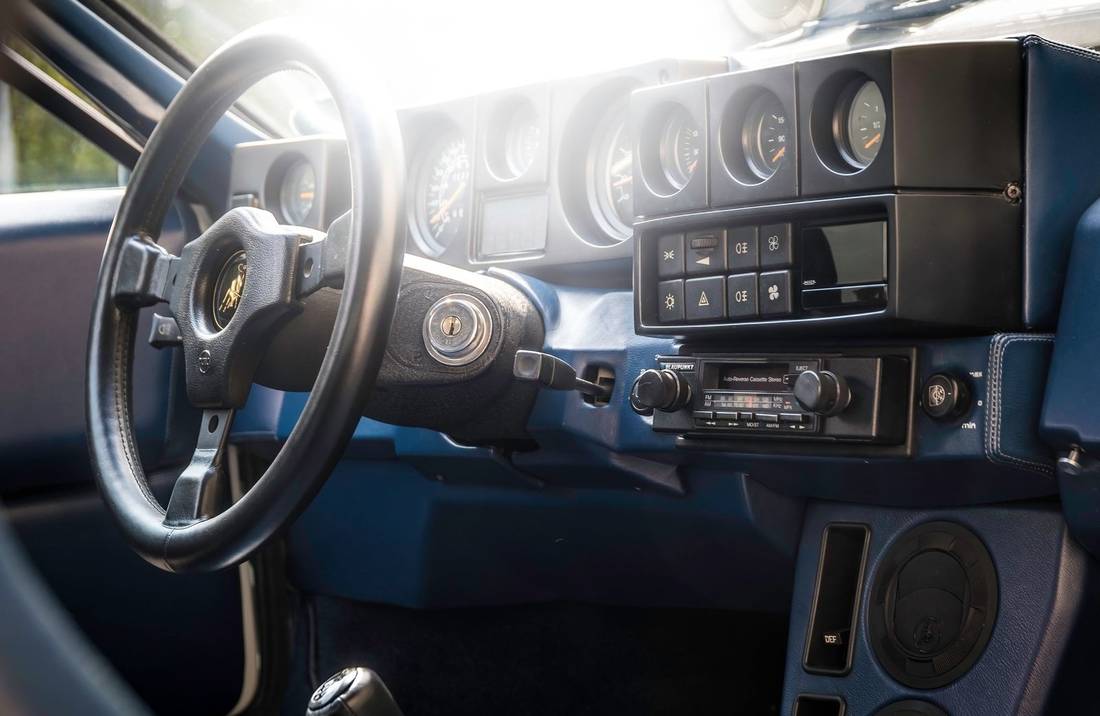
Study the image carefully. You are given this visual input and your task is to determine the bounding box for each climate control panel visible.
[632,352,910,444]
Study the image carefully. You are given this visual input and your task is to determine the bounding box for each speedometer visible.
[412,133,471,256]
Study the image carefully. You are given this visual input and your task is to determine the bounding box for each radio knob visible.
[793,370,851,417]
[631,369,691,414]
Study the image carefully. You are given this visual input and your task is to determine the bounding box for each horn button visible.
[170,207,307,408]
[211,250,248,330]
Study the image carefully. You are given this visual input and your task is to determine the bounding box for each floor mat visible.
[294,595,788,716]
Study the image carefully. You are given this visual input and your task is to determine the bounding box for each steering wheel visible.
[85,23,405,573]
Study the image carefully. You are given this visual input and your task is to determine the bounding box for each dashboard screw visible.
[1003,182,1022,203]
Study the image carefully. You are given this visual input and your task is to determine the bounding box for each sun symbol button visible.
[657,279,684,322]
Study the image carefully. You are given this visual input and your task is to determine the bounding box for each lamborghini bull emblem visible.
[212,250,247,330]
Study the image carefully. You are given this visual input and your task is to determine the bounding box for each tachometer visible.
[741,91,789,181]
[279,160,316,225]
[412,134,471,256]
[836,79,886,170]
[657,106,701,192]
[587,104,633,240]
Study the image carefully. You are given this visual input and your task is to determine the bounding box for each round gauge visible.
[586,106,633,239]
[412,133,471,256]
[740,92,789,181]
[837,79,886,170]
[278,160,316,225]
[657,106,701,192]
[503,102,541,177]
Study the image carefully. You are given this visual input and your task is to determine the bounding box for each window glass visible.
[0,81,122,194]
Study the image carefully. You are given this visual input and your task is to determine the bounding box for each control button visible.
[657,279,685,323]
[727,226,758,271]
[685,229,726,275]
[727,273,759,319]
[780,413,806,424]
[793,370,851,417]
[759,270,793,316]
[633,369,692,413]
[657,233,684,278]
[715,411,738,420]
[693,410,715,420]
[148,313,182,348]
[760,223,793,269]
[737,411,754,421]
[685,276,725,322]
[755,412,779,423]
[922,374,970,420]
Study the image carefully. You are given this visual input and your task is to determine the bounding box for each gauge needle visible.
[429,180,467,225]
[863,133,882,150]
[612,175,633,188]
[770,146,786,163]
[610,155,632,174]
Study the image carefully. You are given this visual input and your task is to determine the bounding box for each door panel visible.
[0,188,186,488]
[0,187,246,716]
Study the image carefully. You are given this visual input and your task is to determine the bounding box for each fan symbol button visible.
[767,284,780,301]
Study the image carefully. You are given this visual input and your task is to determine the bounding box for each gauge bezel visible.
[803,59,894,186]
[485,96,542,182]
[263,153,318,226]
[407,124,471,258]
[631,78,708,217]
[277,158,316,225]
[718,87,790,187]
[638,102,703,199]
[832,78,886,171]
[708,66,798,208]
[585,101,634,241]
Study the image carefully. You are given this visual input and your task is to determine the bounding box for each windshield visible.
[119,0,1100,136]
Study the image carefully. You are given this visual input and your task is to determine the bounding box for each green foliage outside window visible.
[0,40,121,194]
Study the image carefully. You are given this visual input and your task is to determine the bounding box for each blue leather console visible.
[1023,37,1100,328]
[781,502,1089,716]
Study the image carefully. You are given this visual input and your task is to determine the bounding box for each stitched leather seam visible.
[113,308,165,509]
[985,333,1055,476]
[1023,35,1100,66]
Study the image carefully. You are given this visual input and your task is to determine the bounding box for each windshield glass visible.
[120,0,1100,135]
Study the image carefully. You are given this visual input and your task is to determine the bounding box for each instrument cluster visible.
[397,59,725,271]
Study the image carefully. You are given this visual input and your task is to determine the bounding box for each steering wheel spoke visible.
[164,409,235,526]
[297,210,350,297]
[112,235,180,308]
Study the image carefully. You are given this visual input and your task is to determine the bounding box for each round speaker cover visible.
[875,700,949,716]
[869,521,997,689]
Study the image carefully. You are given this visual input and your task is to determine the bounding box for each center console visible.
[627,40,1027,456]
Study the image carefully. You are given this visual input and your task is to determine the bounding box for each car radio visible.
[631,353,910,443]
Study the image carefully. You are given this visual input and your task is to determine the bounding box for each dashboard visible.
[229,59,726,276]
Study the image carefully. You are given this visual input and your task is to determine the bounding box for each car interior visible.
[4,0,1100,714]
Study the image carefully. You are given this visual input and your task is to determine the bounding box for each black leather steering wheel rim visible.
[85,22,405,572]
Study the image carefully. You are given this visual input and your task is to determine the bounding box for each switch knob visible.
[793,370,851,416]
[631,369,691,414]
[921,373,970,420]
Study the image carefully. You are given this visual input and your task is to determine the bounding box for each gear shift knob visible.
[307,667,403,716]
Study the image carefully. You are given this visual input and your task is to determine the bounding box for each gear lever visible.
[306,667,403,716]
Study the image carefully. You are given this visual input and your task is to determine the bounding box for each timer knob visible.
[631,369,691,414]
[793,369,851,417]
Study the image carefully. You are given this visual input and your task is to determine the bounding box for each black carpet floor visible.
[284,595,788,716]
